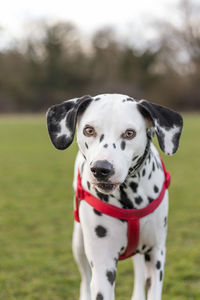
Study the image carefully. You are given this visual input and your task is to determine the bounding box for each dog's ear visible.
[138,100,183,155]
[47,95,93,150]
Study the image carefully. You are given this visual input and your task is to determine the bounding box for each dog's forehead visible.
[84,93,137,115]
[79,93,144,128]
[94,93,136,103]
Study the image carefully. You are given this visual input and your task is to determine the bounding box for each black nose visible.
[90,160,114,180]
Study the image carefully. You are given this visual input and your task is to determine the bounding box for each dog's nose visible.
[90,160,114,180]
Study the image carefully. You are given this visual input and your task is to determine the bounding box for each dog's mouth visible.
[94,182,120,193]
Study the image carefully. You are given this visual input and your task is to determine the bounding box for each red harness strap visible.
[74,159,170,260]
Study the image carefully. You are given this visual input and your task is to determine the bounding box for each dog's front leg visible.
[80,202,127,300]
[131,254,146,300]
[72,221,92,300]
[90,263,116,300]
[145,246,166,300]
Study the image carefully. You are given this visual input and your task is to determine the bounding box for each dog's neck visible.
[126,130,152,180]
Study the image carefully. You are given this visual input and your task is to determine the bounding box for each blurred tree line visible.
[0,0,199,112]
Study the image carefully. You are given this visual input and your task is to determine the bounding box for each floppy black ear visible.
[138,100,183,155]
[47,95,93,150]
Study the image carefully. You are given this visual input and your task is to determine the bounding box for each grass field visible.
[0,114,200,300]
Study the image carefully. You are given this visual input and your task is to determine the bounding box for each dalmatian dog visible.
[47,94,183,300]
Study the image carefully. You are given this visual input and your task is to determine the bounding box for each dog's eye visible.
[122,129,136,140]
[83,126,96,137]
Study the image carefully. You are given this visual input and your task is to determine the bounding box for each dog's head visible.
[47,94,183,193]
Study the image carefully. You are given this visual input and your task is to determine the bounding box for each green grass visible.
[0,114,200,300]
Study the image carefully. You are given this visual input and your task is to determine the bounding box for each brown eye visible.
[83,126,96,137]
[123,129,136,140]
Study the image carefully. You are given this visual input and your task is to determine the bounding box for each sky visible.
[0,0,195,47]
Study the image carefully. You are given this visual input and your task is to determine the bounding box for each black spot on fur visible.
[95,97,101,101]
[146,247,153,253]
[152,162,155,171]
[129,181,138,193]
[106,270,116,286]
[126,97,134,102]
[119,186,134,209]
[146,278,151,293]
[103,144,108,148]
[121,141,126,150]
[119,218,127,223]
[96,292,103,300]
[135,196,143,205]
[164,216,167,227]
[95,188,109,202]
[148,152,151,162]
[85,142,88,149]
[123,97,134,102]
[155,157,160,169]
[160,270,163,281]
[113,143,116,149]
[114,257,118,267]
[145,254,151,262]
[154,185,159,193]
[142,169,146,176]
[100,134,104,142]
[93,209,102,216]
[95,225,107,238]
[87,181,90,190]
[148,173,152,180]
[121,182,127,188]
[128,167,134,174]
[148,196,154,203]
[120,246,125,253]
[81,162,85,174]
[142,245,146,250]
[156,261,161,269]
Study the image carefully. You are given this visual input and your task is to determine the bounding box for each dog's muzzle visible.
[95,182,120,192]
[90,160,114,180]
[90,160,117,192]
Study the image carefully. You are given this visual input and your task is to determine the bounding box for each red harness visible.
[74,159,170,260]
